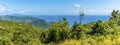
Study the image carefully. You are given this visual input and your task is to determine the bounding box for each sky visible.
[0,0,120,15]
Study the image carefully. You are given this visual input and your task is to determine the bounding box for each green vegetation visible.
[40,10,120,45]
[0,10,120,45]
[0,20,45,45]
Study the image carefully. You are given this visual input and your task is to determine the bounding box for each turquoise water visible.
[30,15,111,26]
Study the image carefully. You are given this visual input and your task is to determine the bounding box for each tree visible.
[40,18,71,43]
[71,22,87,39]
[111,10,119,19]
[0,36,12,45]
[79,11,85,25]
[71,22,79,39]
[91,20,110,35]
[110,10,120,25]
[40,31,49,43]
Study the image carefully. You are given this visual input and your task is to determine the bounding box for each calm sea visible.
[30,15,111,26]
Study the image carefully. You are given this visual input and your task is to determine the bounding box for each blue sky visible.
[0,0,120,15]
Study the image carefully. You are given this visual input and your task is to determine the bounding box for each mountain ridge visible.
[0,14,50,28]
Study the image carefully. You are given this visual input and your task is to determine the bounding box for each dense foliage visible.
[0,10,120,45]
[40,10,120,45]
[0,20,45,45]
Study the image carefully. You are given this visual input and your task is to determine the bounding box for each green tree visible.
[71,22,87,39]
[91,20,110,35]
[110,10,120,25]
[40,31,49,43]
[40,18,71,43]
[111,10,119,19]
[0,36,12,45]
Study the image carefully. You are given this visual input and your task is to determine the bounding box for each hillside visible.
[0,20,46,45]
[0,15,50,28]
[1,10,120,45]
[39,10,120,45]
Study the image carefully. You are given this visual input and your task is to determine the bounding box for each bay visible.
[30,15,111,26]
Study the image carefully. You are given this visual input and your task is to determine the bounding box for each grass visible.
[53,35,120,45]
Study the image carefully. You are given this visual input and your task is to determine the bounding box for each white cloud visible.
[100,10,112,13]
[85,10,97,13]
[74,9,112,15]
[18,9,31,13]
[85,9,112,13]
[0,3,10,12]
[74,3,80,8]
[19,10,25,13]
[0,6,5,12]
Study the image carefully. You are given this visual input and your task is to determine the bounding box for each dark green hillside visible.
[0,15,50,28]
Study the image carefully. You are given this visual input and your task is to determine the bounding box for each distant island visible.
[0,14,50,28]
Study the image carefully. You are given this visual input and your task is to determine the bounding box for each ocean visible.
[30,15,111,26]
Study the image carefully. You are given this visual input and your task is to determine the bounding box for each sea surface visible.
[30,15,111,26]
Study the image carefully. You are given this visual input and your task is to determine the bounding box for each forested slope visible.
[0,20,46,45]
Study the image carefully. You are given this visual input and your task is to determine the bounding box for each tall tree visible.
[110,10,120,25]
[111,10,119,18]
[79,11,85,25]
